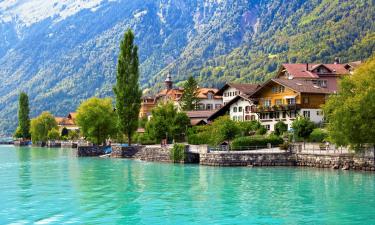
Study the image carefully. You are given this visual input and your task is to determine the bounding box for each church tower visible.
[165,72,173,90]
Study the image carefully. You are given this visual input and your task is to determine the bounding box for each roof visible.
[55,117,76,126]
[196,88,222,99]
[185,110,217,119]
[68,112,77,121]
[191,119,207,126]
[250,79,333,97]
[215,83,260,96]
[156,88,184,101]
[207,94,252,121]
[279,63,350,79]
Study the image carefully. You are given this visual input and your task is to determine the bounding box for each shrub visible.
[231,135,284,149]
[170,144,186,162]
[136,133,157,145]
[279,142,290,150]
[256,126,267,135]
[274,121,288,136]
[187,132,211,145]
[309,128,328,143]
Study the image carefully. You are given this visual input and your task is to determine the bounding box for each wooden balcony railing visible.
[252,104,301,113]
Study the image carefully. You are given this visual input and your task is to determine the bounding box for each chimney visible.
[306,63,309,71]
[334,57,340,64]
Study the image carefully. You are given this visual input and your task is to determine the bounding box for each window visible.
[198,104,205,110]
[265,125,270,131]
[207,92,213,99]
[303,97,309,104]
[317,110,324,116]
[245,115,250,121]
[275,112,280,119]
[251,115,256,121]
[287,98,296,105]
[282,112,287,119]
[275,99,283,105]
[206,104,213,110]
[215,104,222,109]
[272,86,285,93]
[245,106,251,112]
[239,107,243,112]
[303,111,310,118]
[318,80,327,88]
[233,107,237,113]
[264,99,271,107]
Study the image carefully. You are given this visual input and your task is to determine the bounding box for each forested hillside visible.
[0,0,374,134]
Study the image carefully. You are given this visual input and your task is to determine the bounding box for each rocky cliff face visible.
[0,0,374,134]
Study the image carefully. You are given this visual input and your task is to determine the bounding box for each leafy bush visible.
[237,121,261,136]
[256,126,267,135]
[187,132,211,145]
[231,135,284,149]
[274,121,288,136]
[135,133,157,145]
[309,128,328,143]
[170,144,186,162]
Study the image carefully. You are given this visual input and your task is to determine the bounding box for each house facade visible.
[55,112,79,135]
[215,83,260,105]
[249,79,331,131]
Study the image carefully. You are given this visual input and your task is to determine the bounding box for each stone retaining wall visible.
[296,153,375,171]
[77,146,105,157]
[111,145,199,163]
[200,152,295,167]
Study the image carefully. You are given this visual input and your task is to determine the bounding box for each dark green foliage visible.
[16,92,30,139]
[187,132,212,145]
[256,126,267,135]
[61,127,69,137]
[237,121,262,136]
[68,130,80,141]
[113,29,142,146]
[173,112,191,142]
[134,133,156,145]
[181,76,199,111]
[170,144,186,162]
[274,121,288,136]
[292,117,315,142]
[231,135,284,149]
[309,128,328,143]
[145,102,177,142]
[14,127,23,139]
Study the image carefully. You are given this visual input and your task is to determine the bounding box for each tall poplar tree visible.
[114,29,142,145]
[16,92,31,139]
[181,76,199,111]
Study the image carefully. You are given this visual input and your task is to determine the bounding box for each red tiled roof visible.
[55,117,76,126]
[280,63,350,79]
[196,88,222,99]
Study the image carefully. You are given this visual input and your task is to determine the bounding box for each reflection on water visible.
[0,145,374,224]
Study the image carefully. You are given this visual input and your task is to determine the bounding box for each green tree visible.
[292,116,315,146]
[47,128,60,140]
[16,92,31,139]
[76,98,118,145]
[238,120,261,136]
[30,112,58,142]
[324,56,375,151]
[181,76,199,111]
[173,112,191,142]
[113,29,142,146]
[274,121,288,136]
[146,102,177,142]
[68,130,80,141]
[210,116,239,145]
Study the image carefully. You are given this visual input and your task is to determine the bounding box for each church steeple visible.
[165,72,173,90]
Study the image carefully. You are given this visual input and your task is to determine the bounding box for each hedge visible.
[231,135,284,148]
[187,132,211,145]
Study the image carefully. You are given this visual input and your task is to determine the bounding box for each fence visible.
[208,144,282,152]
[291,143,375,157]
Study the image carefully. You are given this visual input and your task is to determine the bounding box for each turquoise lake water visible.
[0,145,374,224]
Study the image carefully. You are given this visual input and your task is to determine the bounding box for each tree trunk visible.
[128,132,132,146]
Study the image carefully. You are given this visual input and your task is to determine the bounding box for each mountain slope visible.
[0,0,374,135]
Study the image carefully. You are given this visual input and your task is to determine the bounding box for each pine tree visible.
[113,29,142,145]
[181,76,199,111]
[16,92,30,139]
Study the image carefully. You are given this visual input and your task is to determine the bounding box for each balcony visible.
[252,104,301,113]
